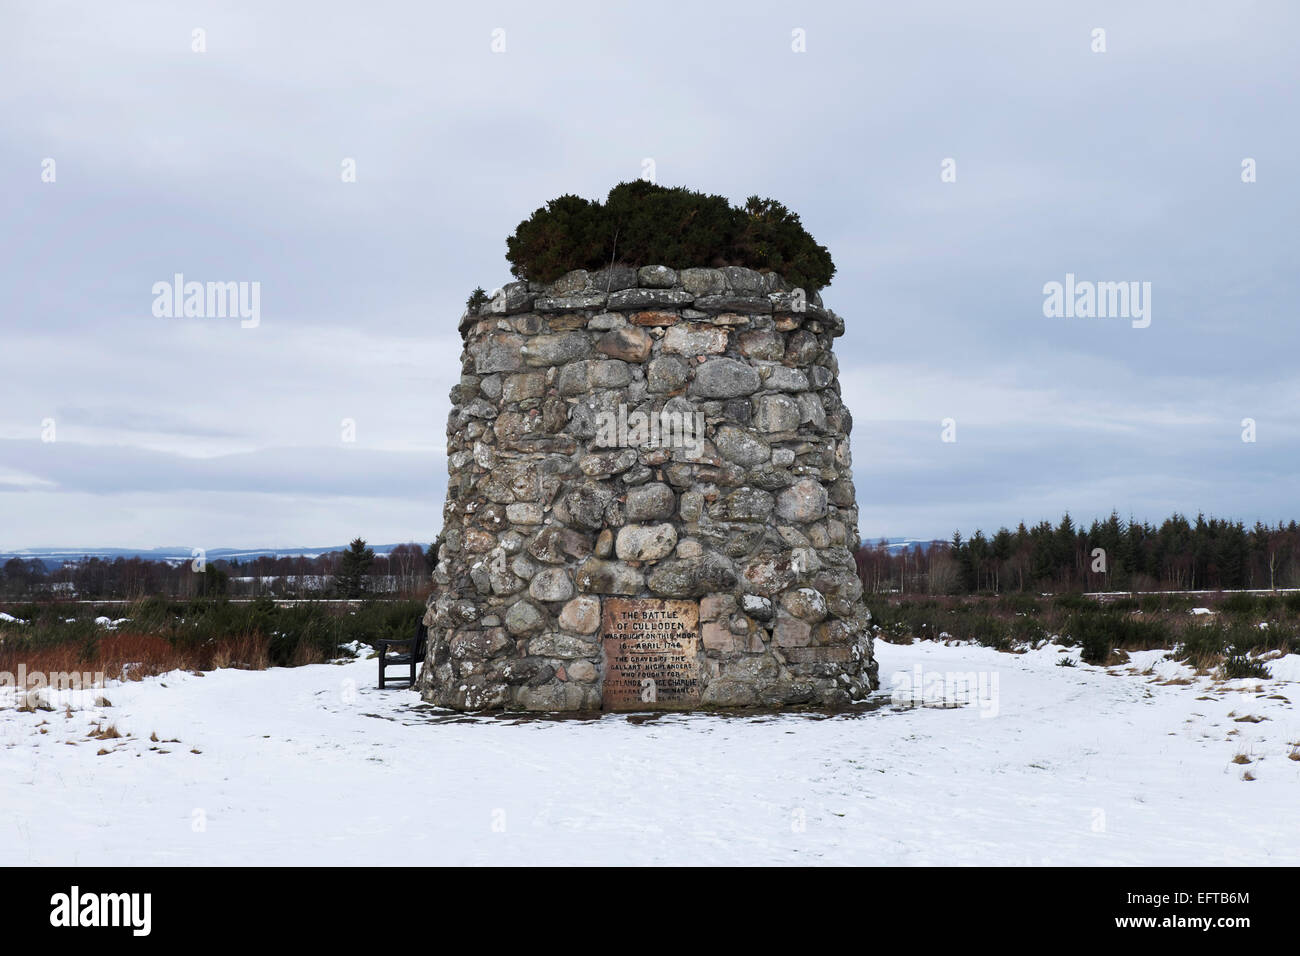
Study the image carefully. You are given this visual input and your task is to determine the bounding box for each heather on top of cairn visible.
[464,181,836,315]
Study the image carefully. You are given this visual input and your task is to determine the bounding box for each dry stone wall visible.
[423,263,877,710]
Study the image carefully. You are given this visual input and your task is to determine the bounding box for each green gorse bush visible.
[505,181,836,292]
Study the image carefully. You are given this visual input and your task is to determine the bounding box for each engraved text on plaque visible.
[600,598,701,710]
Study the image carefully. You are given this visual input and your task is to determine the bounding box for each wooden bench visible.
[377,619,427,689]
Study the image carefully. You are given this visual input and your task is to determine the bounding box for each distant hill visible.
[3,538,943,574]
[0,545,417,573]
[862,538,948,555]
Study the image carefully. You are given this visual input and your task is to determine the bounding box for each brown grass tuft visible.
[89,723,122,741]
[0,631,271,687]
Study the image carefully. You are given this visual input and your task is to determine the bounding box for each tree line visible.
[9,513,1300,601]
[854,513,1300,595]
[0,540,435,600]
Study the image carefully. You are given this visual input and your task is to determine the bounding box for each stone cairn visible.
[422,263,877,711]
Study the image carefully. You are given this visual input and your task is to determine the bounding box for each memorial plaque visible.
[600,598,702,710]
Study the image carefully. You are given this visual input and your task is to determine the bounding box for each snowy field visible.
[2,639,1297,866]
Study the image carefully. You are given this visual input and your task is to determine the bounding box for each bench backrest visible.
[414,619,429,659]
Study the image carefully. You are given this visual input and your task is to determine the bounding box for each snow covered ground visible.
[2,638,1297,866]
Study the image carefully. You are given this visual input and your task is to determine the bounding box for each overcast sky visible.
[2,1,1298,550]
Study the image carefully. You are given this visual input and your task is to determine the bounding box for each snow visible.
[0,613,23,624]
[1191,607,1215,615]
[2,639,1297,865]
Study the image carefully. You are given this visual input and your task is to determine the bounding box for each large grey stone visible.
[533,292,608,312]
[663,324,728,355]
[529,568,574,602]
[449,628,512,660]
[625,482,676,521]
[679,268,726,296]
[719,266,766,294]
[773,610,813,647]
[764,366,809,392]
[637,264,678,288]
[753,394,801,432]
[784,330,820,365]
[475,333,526,374]
[713,425,770,467]
[798,392,826,428]
[606,288,693,310]
[562,484,614,530]
[502,371,546,402]
[548,270,591,295]
[737,329,784,361]
[690,359,761,398]
[579,448,638,478]
[776,478,828,522]
[588,264,639,292]
[614,523,678,561]
[558,596,601,634]
[596,327,653,363]
[527,526,594,564]
[780,587,828,622]
[693,295,774,313]
[504,600,546,636]
[648,356,691,393]
[523,333,591,366]
[560,360,632,395]
[722,487,775,522]
[646,554,737,597]
[528,632,599,658]
[575,558,644,595]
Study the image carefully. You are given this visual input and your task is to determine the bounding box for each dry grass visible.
[0,631,270,686]
[89,723,122,741]
[16,692,54,713]
[1187,650,1222,676]
[290,642,327,667]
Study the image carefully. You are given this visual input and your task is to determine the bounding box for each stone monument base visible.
[422,263,878,711]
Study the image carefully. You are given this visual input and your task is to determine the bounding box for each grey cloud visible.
[1,1,1296,545]
[0,439,442,499]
